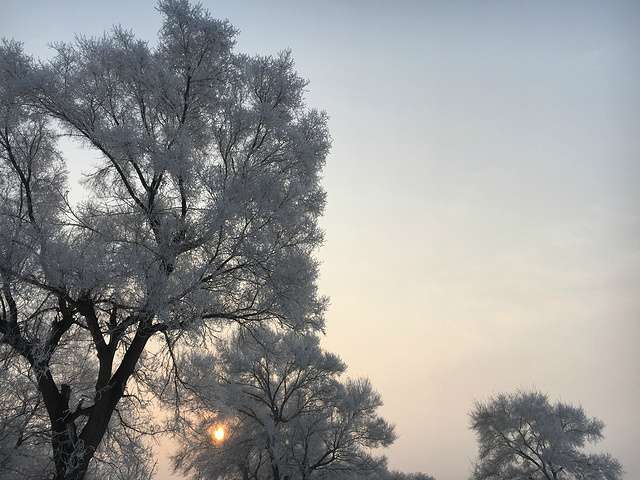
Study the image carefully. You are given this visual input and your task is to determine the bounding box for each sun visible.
[212,426,225,442]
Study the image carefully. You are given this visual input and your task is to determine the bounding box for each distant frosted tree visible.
[171,326,396,480]
[0,0,329,477]
[469,388,624,480]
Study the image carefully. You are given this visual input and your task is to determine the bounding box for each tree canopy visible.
[0,0,329,478]
[468,388,623,480]
[171,326,397,480]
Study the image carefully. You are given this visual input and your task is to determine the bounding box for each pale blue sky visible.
[2,1,639,479]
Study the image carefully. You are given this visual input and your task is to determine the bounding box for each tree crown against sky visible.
[469,388,624,480]
[170,326,397,480]
[0,0,330,478]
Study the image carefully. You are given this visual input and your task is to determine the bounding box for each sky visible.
[2,1,639,479]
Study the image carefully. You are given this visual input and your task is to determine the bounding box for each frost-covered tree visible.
[0,0,329,477]
[171,326,396,480]
[0,342,156,480]
[468,388,624,480]
[373,472,436,480]
[0,347,50,478]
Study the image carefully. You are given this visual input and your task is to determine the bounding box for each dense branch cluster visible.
[469,389,623,480]
[0,1,329,478]
[1,1,624,480]
[171,327,397,480]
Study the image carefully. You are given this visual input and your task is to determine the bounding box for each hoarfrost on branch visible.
[0,1,330,478]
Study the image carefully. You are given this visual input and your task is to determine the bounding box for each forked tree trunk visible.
[44,327,153,480]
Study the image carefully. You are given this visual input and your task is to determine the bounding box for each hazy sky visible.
[2,1,639,479]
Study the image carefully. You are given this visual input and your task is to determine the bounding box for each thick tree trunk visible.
[41,379,80,480]
[267,438,281,480]
[47,324,153,480]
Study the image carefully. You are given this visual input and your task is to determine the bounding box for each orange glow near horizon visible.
[213,426,225,442]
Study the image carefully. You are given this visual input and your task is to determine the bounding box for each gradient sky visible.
[2,2,639,479]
